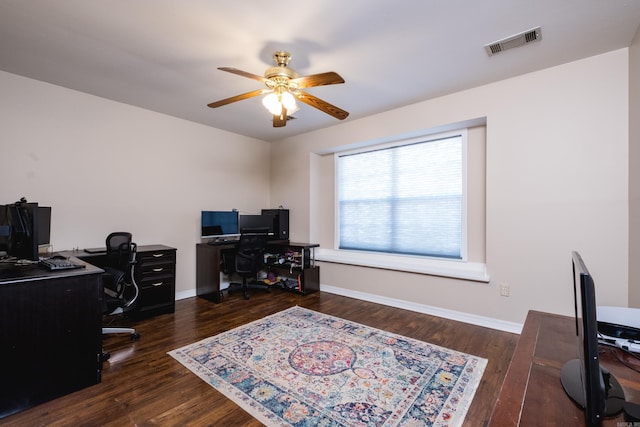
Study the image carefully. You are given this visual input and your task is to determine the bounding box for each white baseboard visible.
[176,289,197,301]
[175,285,522,334]
[320,284,523,334]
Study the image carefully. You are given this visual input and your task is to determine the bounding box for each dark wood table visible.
[0,257,104,419]
[489,310,640,426]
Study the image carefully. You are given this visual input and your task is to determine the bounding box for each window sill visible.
[315,248,490,282]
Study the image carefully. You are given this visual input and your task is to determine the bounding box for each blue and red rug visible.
[168,306,486,426]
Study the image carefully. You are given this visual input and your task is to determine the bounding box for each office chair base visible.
[228,281,270,300]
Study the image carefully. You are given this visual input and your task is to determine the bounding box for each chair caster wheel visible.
[101,352,111,362]
[243,293,250,300]
[131,332,141,341]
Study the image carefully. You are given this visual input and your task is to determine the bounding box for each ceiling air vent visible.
[484,27,542,56]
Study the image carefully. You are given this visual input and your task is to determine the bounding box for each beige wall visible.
[0,47,633,328]
[271,49,630,325]
[0,70,270,296]
[630,28,640,307]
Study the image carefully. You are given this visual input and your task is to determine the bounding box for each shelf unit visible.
[265,242,319,295]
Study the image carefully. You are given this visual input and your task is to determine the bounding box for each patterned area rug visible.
[168,306,487,426]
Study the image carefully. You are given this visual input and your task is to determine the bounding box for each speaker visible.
[262,209,289,240]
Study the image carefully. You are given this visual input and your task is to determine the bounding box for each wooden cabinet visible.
[265,242,319,295]
[0,262,103,419]
[133,245,176,318]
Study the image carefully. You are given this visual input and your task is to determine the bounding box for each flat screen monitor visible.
[37,206,51,246]
[3,201,39,261]
[238,214,275,235]
[201,211,239,238]
[0,207,9,254]
[560,251,624,425]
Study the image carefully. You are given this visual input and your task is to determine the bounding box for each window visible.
[337,130,466,260]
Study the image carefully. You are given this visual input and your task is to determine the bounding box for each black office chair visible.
[227,227,270,300]
[101,232,140,343]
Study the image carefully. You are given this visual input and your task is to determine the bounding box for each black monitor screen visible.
[37,206,51,246]
[201,211,239,238]
[4,201,39,261]
[239,214,275,234]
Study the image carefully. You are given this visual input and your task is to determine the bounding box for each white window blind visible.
[337,133,465,259]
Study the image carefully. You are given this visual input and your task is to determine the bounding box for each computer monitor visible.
[2,200,40,261]
[201,211,239,239]
[37,206,51,246]
[238,214,275,235]
[560,251,625,425]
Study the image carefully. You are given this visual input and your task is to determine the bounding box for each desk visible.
[196,241,319,303]
[69,244,176,318]
[0,257,103,419]
[488,310,640,426]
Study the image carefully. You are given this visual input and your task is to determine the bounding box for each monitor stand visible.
[560,359,625,416]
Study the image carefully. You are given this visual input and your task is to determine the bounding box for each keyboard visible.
[207,237,240,245]
[39,257,85,271]
[84,247,106,254]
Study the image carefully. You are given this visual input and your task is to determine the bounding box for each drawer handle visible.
[151,282,164,287]
[152,268,164,272]
[152,253,165,258]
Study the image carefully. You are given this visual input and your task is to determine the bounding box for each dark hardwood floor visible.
[3,289,519,426]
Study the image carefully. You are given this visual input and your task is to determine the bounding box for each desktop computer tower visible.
[262,209,289,240]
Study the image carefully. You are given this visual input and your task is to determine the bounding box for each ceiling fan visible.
[207,51,349,128]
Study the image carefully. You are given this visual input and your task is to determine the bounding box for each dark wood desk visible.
[69,244,177,318]
[489,310,640,426]
[0,257,104,419]
[196,241,319,303]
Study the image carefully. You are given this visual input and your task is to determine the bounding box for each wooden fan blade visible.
[295,91,349,120]
[291,72,345,88]
[218,67,267,84]
[273,105,287,127]
[207,89,270,108]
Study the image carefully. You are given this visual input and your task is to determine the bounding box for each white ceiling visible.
[1,1,639,142]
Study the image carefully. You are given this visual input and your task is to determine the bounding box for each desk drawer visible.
[138,263,175,279]
[137,278,174,308]
[133,246,176,318]
[137,250,175,267]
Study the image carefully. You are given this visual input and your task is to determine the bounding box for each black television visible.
[201,210,239,239]
[560,251,625,425]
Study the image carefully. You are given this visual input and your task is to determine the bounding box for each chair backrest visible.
[106,232,132,268]
[103,232,139,311]
[235,227,269,274]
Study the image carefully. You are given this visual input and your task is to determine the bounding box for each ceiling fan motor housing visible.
[265,52,298,80]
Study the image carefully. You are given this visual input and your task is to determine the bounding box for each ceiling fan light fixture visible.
[262,93,282,115]
[208,50,348,127]
[281,91,298,113]
[262,89,299,116]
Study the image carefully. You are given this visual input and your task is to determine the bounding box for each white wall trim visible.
[320,283,523,334]
[176,289,197,301]
[316,248,490,282]
[175,284,522,334]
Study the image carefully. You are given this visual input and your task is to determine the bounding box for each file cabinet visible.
[134,245,176,318]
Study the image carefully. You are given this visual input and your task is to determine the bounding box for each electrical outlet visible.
[500,283,510,297]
